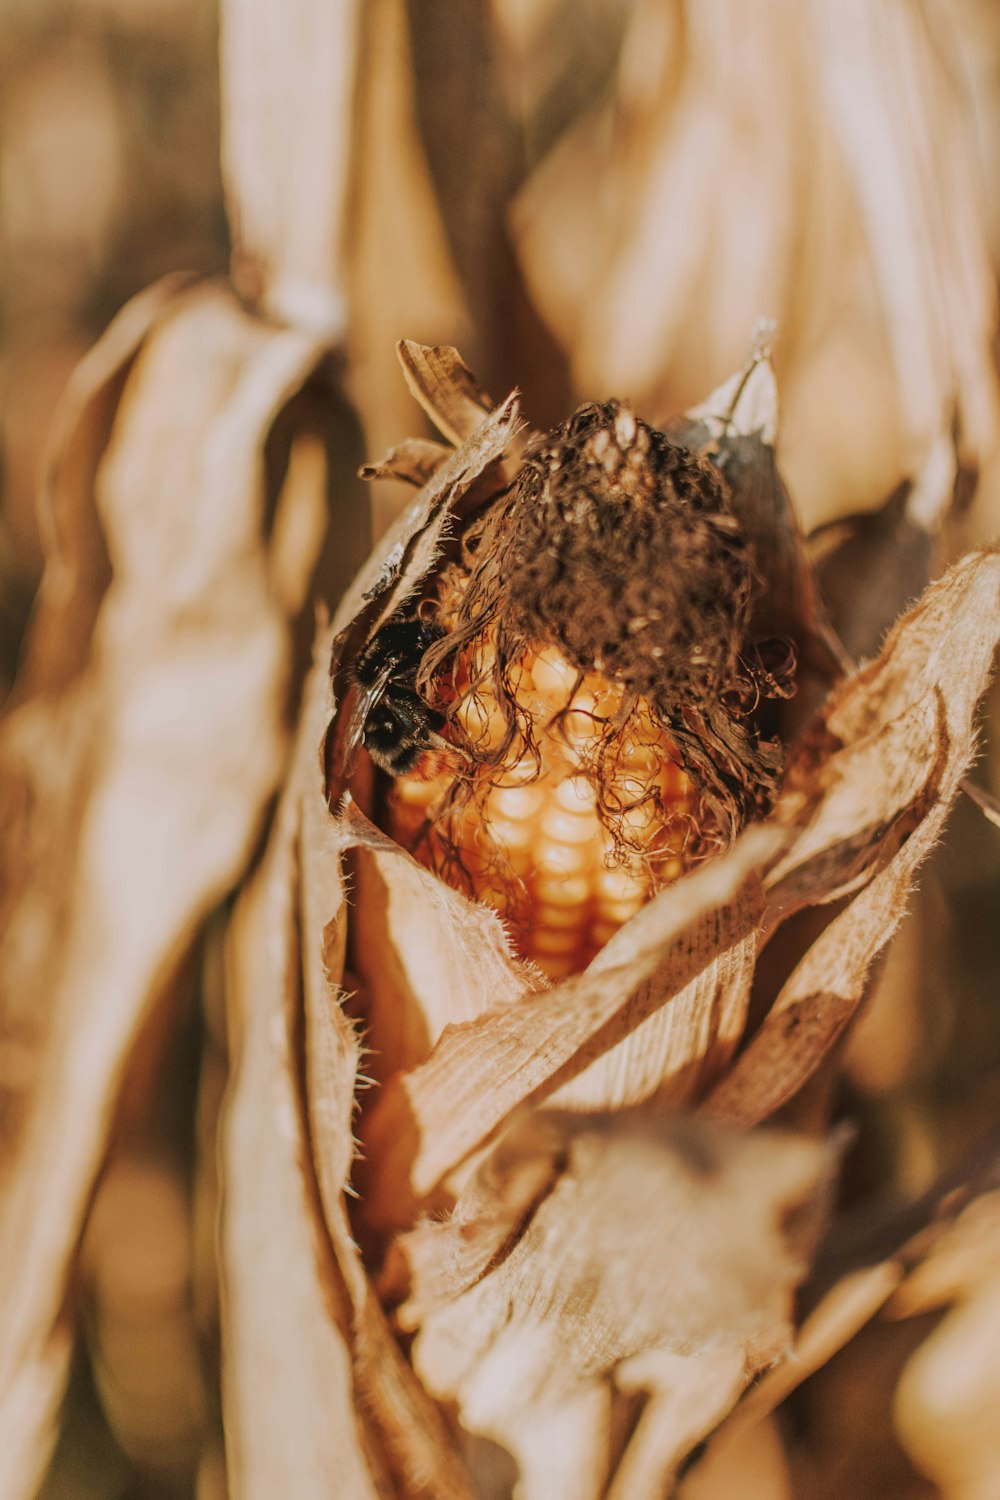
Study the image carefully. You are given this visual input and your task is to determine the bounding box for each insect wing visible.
[344,658,396,769]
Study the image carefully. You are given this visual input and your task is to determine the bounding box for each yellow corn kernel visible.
[388,640,694,980]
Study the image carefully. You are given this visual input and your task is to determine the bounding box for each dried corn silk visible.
[388,636,695,979]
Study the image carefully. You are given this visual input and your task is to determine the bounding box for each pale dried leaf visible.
[221,768,384,1500]
[21,273,194,694]
[341,802,541,1081]
[606,1347,747,1500]
[296,649,479,1500]
[361,828,780,1228]
[324,392,522,789]
[0,281,331,1500]
[344,1,471,534]
[405,1114,829,1491]
[512,0,998,522]
[226,640,473,1500]
[808,0,999,465]
[220,0,361,333]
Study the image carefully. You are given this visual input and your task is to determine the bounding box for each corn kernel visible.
[387,624,696,980]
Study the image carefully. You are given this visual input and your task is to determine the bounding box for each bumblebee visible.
[345,615,453,777]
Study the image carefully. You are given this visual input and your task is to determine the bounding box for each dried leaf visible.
[512,0,998,521]
[359,436,453,487]
[672,342,846,686]
[396,340,496,446]
[896,1273,1000,1498]
[401,1113,830,1498]
[221,750,385,1500]
[0,280,332,1499]
[324,391,523,791]
[220,0,361,333]
[360,827,778,1228]
[808,433,957,661]
[225,647,480,1499]
[708,549,1000,1126]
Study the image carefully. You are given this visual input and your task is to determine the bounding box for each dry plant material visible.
[340,353,794,981]
[246,340,1000,1496]
[508,0,999,525]
[0,277,338,1500]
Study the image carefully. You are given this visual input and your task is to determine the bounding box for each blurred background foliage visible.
[4,1,1000,1497]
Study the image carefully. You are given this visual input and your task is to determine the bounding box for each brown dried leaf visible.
[808,433,957,662]
[396,339,497,446]
[401,1113,830,1498]
[673,343,846,686]
[0,280,332,1499]
[359,436,453,487]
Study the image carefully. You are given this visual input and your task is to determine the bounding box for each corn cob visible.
[388,638,694,980]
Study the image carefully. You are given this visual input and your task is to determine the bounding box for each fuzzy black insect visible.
[346,615,450,777]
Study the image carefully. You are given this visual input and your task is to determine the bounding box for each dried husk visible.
[400,1112,833,1500]
[282,343,1000,1489]
[0,278,337,1500]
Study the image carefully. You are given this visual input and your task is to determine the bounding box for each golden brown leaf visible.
[400,1113,831,1500]
[0,280,333,1499]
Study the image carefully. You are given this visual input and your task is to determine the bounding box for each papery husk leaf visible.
[396,339,496,446]
[324,391,522,790]
[340,801,542,1081]
[402,1113,830,1499]
[708,547,1000,1125]
[360,828,781,1229]
[0,281,331,1500]
[221,745,386,1500]
[359,437,453,487]
[226,691,478,1499]
[808,432,956,661]
[698,1085,1000,1469]
[295,649,479,1500]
